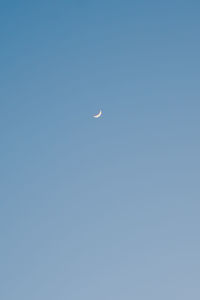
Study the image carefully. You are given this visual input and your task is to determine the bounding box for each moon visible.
[93,110,102,118]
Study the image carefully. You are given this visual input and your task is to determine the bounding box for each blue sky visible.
[1,1,200,299]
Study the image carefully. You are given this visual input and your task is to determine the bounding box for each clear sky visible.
[1,1,200,299]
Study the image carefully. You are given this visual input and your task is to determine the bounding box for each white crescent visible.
[93,110,102,118]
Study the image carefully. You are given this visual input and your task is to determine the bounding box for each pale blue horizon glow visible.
[1,1,200,299]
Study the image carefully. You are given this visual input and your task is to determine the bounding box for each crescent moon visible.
[93,110,102,118]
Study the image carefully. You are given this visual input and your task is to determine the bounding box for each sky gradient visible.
[1,1,200,299]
